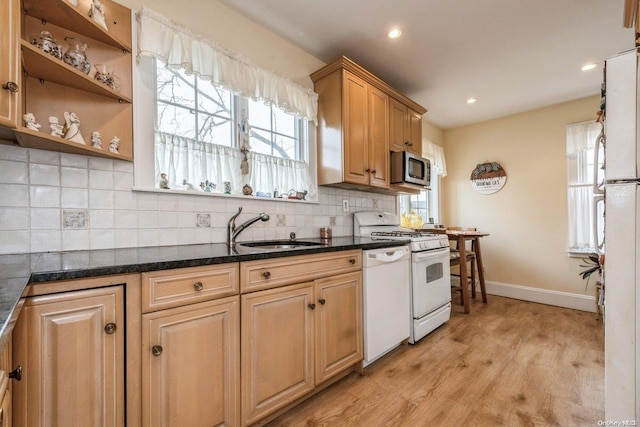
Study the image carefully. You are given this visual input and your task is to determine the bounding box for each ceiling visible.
[219,0,634,129]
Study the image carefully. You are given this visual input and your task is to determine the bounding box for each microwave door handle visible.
[593,195,605,255]
[593,129,604,195]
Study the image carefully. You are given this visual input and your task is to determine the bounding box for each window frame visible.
[132,56,318,202]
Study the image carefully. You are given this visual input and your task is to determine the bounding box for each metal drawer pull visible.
[152,345,163,356]
[349,258,356,264]
[319,298,326,305]
[104,323,117,334]
[193,281,203,291]
[8,365,22,381]
[262,271,271,279]
[308,303,316,310]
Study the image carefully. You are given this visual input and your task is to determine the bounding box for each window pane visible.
[199,83,233,118]
[157,67,196,108]
[273,135,296,159]
[157,103,196,139]
[197,112,232,146]
[273,107,295,136]
[248,99,271,130]
[250,128,273,155]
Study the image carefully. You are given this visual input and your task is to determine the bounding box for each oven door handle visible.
[413,247,450,261]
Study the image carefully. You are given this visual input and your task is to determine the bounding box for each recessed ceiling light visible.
[581,63,597,71]
[388,28,402,39]
[467,97,477,104]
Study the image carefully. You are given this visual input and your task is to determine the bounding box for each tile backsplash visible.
[0,145,397,255]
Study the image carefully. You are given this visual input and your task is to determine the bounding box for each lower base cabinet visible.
[12,285,125,427]
[142,295,240,427]
[241,271,363,426]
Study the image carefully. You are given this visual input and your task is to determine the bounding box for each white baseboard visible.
[451,277,596,312]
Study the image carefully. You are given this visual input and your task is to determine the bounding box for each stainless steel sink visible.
[235,240,325,250]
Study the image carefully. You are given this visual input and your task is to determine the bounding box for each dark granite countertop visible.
[0,236,408,348]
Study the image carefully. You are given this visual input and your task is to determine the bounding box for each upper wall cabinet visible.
[311,56,426,193]
[0,0,20,131]
[0,0,133,160]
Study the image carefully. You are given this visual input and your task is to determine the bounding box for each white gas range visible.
[354,212,452,345]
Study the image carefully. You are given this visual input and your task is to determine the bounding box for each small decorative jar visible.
[30,31,62,59]
[63,37,91,74]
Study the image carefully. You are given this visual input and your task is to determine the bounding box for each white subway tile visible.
[30,163,60,186]
[61,153,88,168]
[158,211,178,228]
[0,230,30,254]
[62,229,90,251]
[113,171,133,191]
[61,188,89,208]
[137,229,158,247]
[138,211,159,229]
[30,186,60,208]
[30,208,61,229]
[114,190,137,210]
[61,167,89,188]
[89,189,114,209]
[0,207,29,229]
[0,160,28,184]
[90,229,115,249]
[113,160,133,173]
[31,230,62,252]
[0,184,29,207]
[88,157,114,171]
[115,210,137,229]
[158,229,178,246]
[115,229,137,248]
[0,145,28,161]
[29,150,60,166]
[89,170,114,190]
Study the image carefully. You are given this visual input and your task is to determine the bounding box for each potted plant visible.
[579,252,604,319]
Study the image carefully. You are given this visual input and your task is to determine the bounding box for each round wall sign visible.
[470,162,507,194]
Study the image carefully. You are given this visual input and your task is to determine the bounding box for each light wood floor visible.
[267,295,604,426]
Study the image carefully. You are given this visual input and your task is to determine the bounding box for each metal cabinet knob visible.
[2,82,18,93]
[8,365,22,381]
[365,168,370,172]
[104,323,117,334]
[262,271,271,279]
[349,258,356,264]
[152,345,163,356]
[319,298,326,305]
[308,303,316,310]
[193,281,203,291]
[370,170,376,174]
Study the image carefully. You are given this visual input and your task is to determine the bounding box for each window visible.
[398,166,441,227]
[154,61,314,197]
[566,121,604,254]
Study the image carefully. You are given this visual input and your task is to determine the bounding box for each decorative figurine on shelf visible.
[48,116,64,137]
[199,180,215,192]
[88,0,108,31]
[238,112,251,175]
[91,131,102,149]
[242,184,253,196]
[109,136,120,153]
[182,179,197,191]
[63,112,85,144]
[159,173,169,189]
[23,112,41,131]
[223,181,232,194]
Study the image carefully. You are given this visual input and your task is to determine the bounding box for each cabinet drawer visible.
[142,264,239,312]
[241,250,361,293]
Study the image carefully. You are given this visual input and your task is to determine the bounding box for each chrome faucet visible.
[227,207,270,246]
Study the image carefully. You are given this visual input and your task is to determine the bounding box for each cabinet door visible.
[0,0,20,129]
[368,87,389,188]
[142,296,240,427]
[12,286,125,427]
[342,71,369,185]
[241,283,315,426]
[407,108,423,156]
[0,387,10,427]
[315,271,363,384]
[389,98,408,152]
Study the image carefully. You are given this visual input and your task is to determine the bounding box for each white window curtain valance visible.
[422,139,447,177]
[136,7,318,124]
[566,121,601,154]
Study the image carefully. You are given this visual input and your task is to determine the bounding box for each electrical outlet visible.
[342,200,349,212]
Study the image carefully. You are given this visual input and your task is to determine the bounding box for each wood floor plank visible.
[266,295,604,426]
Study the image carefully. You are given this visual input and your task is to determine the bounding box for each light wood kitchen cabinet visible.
[390,97,423,156]
[12,285,125,427]
[241,283,315,426]
[240,251,363,426]
[142,296,240,427]
[0,339,13,427]
[0,0,20,133]
[141,263,240,427]
[311,56,426,193]
[0,0,134,160]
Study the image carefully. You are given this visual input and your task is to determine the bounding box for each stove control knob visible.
[441,240,448,247]
[420,242,427,250]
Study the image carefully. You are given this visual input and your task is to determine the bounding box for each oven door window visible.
[426,263,443,283]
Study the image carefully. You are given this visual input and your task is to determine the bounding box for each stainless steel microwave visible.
[390,151,431,188]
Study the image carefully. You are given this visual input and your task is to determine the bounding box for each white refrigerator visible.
[603,49,640,421]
